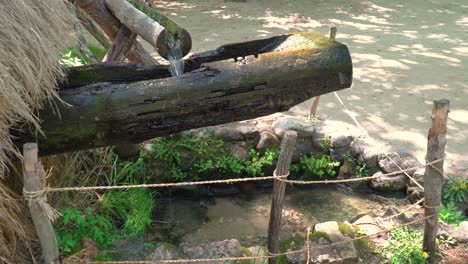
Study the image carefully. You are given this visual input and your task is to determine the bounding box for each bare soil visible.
[148,0,468,172]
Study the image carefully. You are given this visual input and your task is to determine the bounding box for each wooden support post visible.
[22,143,59,264]
[268,130,297,264]
[423,99,449,263]
[308,96,320,119]
[75,0,158,65]
[103,25,137,62]
[309,24,337,119]
[329,24,337,41]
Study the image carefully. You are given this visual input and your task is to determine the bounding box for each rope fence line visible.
[332,92,427,190]
[425,157,446,183]
[63,215,435,264]
[23,159,444,198]
[354,198,424,226]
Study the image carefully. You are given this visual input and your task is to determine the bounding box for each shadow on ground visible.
[147,0,468,171]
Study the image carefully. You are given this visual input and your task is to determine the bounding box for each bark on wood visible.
[423,99,449,263]
[75,0,157,65]
[77,6,158,66]
[22,143,59,264]
[102,25,137,62]
[105,0,165,45]
[60,62,171,89]
[76,6,112,48]
[70,4,99,63]
[268,131,297,264]
[105,0,191,59]
[14,33,352,156]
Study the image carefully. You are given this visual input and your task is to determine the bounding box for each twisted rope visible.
[333,91,426,190]
[45,173,289,193]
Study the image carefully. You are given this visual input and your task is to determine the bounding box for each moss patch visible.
[278,234,306,264]
[95,252,118,261]
[338,222,355,237]
[310,231,330,242]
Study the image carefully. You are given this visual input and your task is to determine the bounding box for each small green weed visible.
[56,207,115,255]
[244,148,279,176]
[151,132,279,181]
[443,176,468,204]
[100,151,155,236]
[215,154,244,176]
[356,163,371,177]
[60,50,84,67]
[278,234,306,264]
[151,132,224,181]
[94,252,118,261]
[380,227,428,264]
[298,154,340,179]
[319,137,331,152]
[60,43,108,67]
[439,201,467,227]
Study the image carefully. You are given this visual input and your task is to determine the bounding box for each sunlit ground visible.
[149,0,468,172]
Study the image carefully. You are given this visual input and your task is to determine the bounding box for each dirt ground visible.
[148,0,467,171]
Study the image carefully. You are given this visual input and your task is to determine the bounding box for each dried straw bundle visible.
[0,0,73,176]
[0,182,37,263]
[0,0,73,262]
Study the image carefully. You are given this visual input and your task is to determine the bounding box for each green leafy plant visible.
[356,163,370,177]
[380,227,428,264]
[59,50,84,67]
[60,43,108,67]
[443,176,468,203]
[244,148,279,176]
[214,154,245,176]
[56,207,115,255]
[151,132,224,181]
[151,132,279,181]
[100,152,155,236]
[298,154,340,179]
[319,137,331,152]
[439,201,467,227]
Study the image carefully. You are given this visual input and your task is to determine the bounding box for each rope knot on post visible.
[22,142,60,263]
[22,161,60,222]
[273,169,290,179]
[23,187,60,222]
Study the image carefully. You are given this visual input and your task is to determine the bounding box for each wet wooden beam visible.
[13,33,352,156]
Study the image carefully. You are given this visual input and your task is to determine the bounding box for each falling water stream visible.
[166,33,184,76]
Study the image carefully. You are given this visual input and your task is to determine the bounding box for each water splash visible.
[166,33,184,76]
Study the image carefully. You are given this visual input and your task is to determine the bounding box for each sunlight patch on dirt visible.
[258,10,322,30]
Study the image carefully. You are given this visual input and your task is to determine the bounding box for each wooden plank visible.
[423,99,449,263]
[268,131,297,264]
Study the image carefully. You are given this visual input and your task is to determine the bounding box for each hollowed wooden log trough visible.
[13,32,353,156]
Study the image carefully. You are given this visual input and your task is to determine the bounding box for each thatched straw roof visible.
[0,0,73,176]
[0,0,73,262]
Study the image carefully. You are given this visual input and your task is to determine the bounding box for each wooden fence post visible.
[268,130,297,264]
[423,99,449,263]
[309,24,337,119]
[23,143,60,264]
